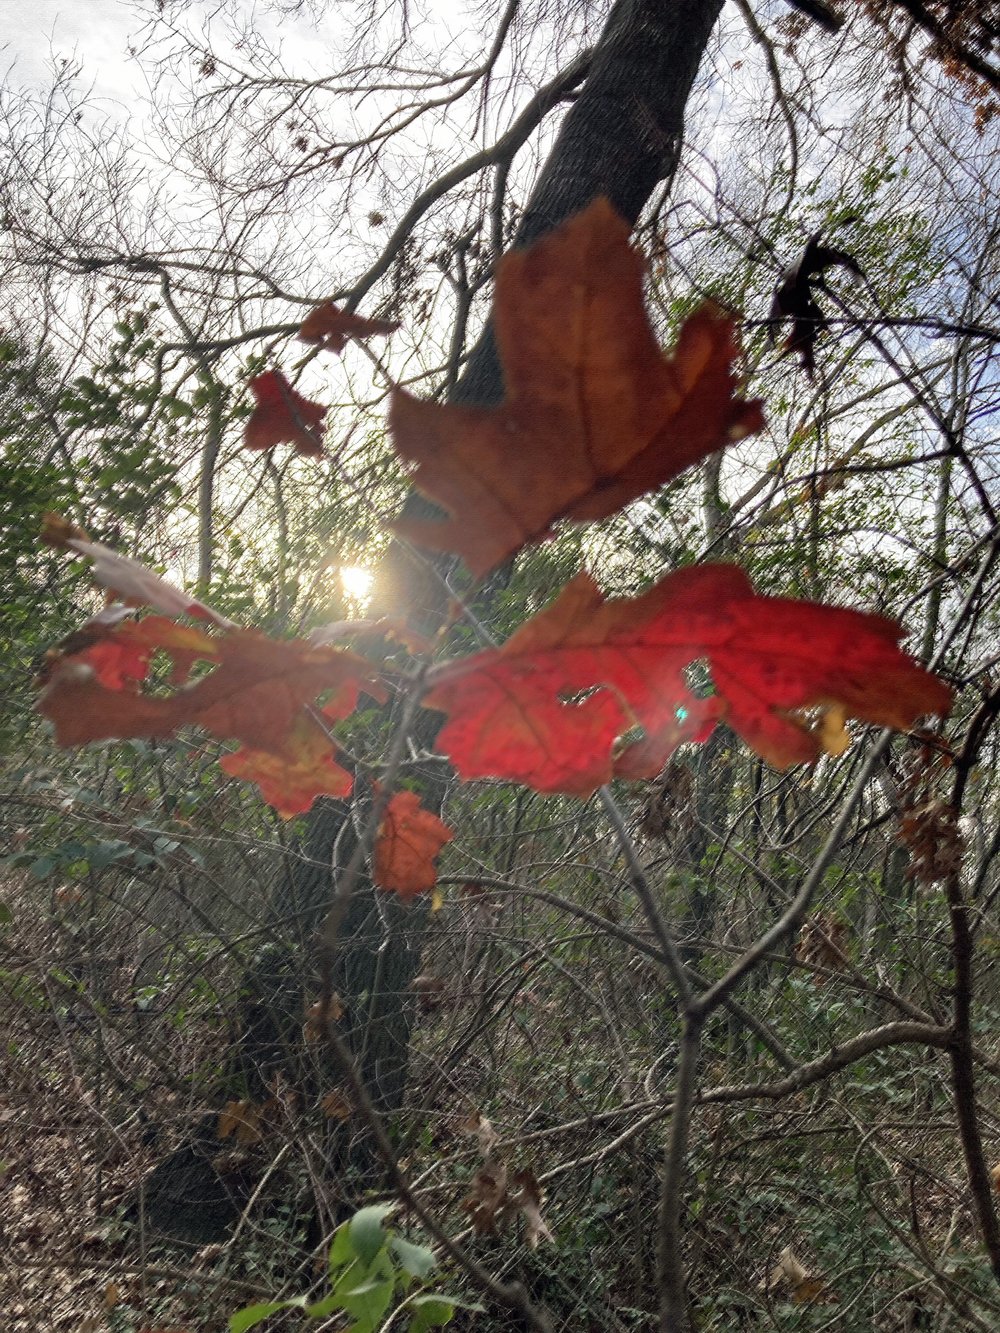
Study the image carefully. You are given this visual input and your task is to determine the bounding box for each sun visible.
[339,564,374,604]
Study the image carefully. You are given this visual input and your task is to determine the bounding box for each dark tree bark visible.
[453,0,727,406]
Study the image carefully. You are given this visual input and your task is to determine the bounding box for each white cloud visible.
[1,0,143,102]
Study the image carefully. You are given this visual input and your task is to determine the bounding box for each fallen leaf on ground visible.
[391,198,763,576]
[767,1246,827,1304]
[218,1099,263,1145]
[410,972,446,1010]
[303,995,345,1043]
[320,1089,353,1121]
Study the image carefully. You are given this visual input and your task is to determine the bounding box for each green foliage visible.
[0,343,83,742]
[227,1204,481,1332]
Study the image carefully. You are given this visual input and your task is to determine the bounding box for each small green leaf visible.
[228,1299,302,1332]
[305,1290,347,1318]
[408,1295,456,1331]
[341,1275,394,1332]
[87,840,132,871]
[329,1219,355,1271]
[0,902,12,926]
[349,1203,393,1265]
[390,1235,436,1280]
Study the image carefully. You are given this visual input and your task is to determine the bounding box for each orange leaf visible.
[303,995,344,1042]
[244,370,326,455]
[509,1168,554,1248]
[39,607,147,689]
[373,791,453,899]
[299,301,399,354]
[57,615,216,701]
[462,1164,508,1235]
[38,527,387,816]
[220,715,353,817]
[390,199,763,575]
[460,1162,553,1246]
[40,622,376,750]
[217,1099,262,1144]
[423,566,951,795]
[38,617,384,817]
[768,1247,830,1304]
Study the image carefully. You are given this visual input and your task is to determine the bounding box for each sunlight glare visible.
[340,564,374,604]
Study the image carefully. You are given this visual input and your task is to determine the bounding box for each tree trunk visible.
[455,0,727,408]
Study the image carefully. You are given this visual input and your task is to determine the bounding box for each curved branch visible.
[345,47,593,313]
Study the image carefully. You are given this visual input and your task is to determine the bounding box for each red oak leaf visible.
[38,617,382,778]
[220,716,353,817]
[244,370,327,456]
[75,635,151,690]
[373,791,454,899]
[64,615,218,690]
[38,605,142,688]
[299,301,399,354]
[38,529,385,815]
[422,567,952,796]
[390,198,763,575]
[38,614,222,723]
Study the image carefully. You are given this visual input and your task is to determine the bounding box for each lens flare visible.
[340,565,373,603]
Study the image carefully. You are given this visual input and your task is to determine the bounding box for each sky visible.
[1,0,144,100]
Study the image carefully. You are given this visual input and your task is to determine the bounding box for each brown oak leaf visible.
[299,301,399,354]
[390,198,763,575]
[38,617,383,813]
